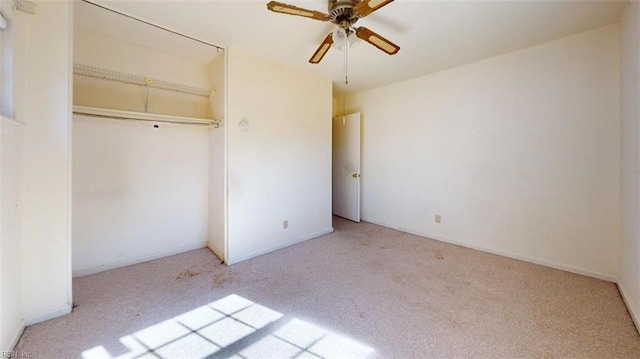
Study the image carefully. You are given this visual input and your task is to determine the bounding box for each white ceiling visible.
[75,1,222,62]
[80,0,626,94]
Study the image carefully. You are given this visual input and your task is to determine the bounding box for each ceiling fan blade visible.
[356,27,400,55]
[354,0,394,18]
[309,33,334,64]
[267,1,329,21]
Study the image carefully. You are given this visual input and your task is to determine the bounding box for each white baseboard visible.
[617,281,640,334]
[24,304,71,326]
[3,320,25,352]
[227,228,334,265]
[361,217,617,282]
[206,241,225,262]
[72,243,207,277]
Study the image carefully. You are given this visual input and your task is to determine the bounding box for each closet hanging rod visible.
[74,64,212,98]
[76,113,218,127]
[73,106,220,127]
[80,0,224,51]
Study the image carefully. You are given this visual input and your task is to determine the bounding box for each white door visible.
[332,113,361,222]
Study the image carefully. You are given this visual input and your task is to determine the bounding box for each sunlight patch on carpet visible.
[80,294,374,359]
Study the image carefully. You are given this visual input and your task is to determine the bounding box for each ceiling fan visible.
[266,0,400,64]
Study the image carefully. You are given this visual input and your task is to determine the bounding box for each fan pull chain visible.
[344,34,349,85]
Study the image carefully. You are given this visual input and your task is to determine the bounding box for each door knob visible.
[352,173,360,178]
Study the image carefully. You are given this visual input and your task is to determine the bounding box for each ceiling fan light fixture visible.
[331,27,359,51]
[331,27,347,47]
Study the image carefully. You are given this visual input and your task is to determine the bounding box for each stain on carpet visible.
[392,273,406,283]
[213,272,232,286]
[176,269,201,279]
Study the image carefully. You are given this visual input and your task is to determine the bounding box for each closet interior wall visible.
[207,53,226,260]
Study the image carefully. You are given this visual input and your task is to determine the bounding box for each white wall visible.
[19,0,73,326]
[619,1,640,331]
[72,115,210,276]
[74,27,213,119]
[0,119,23,350]
[207,53,226,260]
[0,119,23,352]
[226,49,332,263]
[0,0,26,350]
[338,25,620,280]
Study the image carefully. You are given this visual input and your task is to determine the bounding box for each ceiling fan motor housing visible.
[329,0,360,26]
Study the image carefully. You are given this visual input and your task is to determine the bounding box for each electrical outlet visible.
[435,215,441,224]
[283,220,288,229]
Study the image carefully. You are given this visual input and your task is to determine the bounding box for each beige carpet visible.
[15,217,640,358]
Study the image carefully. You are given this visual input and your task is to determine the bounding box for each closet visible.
[72,1,225,276]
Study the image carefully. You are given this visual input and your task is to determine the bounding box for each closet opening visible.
[72,0,227,277]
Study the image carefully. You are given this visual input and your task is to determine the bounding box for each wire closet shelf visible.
[73,64,212,98]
